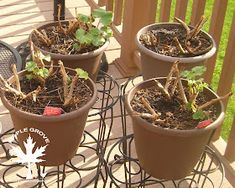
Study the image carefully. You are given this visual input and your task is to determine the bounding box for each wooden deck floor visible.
[0,0,233,187]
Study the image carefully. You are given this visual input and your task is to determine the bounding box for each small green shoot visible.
[25,61,49,79]
[75,68,88,80]
[181,66,208,120]
[75,8,113,49]
[193,110,207,120]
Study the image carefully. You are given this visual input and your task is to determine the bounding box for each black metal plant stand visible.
[105,75,224,188]
[0,71,119,188]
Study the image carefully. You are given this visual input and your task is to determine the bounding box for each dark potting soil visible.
[32,23,99,55]
[139,25,212,57]
[131,86,217,130]
[5,69,93,115]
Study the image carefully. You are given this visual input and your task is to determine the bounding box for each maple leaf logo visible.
[11,135,47,179]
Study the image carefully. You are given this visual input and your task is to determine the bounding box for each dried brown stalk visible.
[174,37,186,54]
[154,80,171,100]
[141,97,160,120]
[64,75,78,106]
[30,41,35,62]
[174,17,190,36]
[33,29,51,46]
[11,64,21,92]
[57,4,67,34]
[164,60,180,92]
[175,69,188,105]
[59,61,69,98]
[25,86,42,102]
[0,75,26,98]
[198,92,233,110]
[67,19,80,34]
[48,61,54,77]
[189,16,208,40]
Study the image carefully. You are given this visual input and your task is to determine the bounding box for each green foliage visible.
[181,66,209,120]
[193,110,207,120]
[25,61,49,79]
[75,68,89,80]
[181,66,206,80]
[75,8,113,49]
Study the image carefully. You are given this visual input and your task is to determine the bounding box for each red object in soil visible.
[196,119,213,129]
[43,106,63,116]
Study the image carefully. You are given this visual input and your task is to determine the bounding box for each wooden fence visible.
[85,0,235,185]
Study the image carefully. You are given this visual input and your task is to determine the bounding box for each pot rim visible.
[29,20,110,59]
[1,67,97,122]
[135,22,216,63]
[125,77,225,136]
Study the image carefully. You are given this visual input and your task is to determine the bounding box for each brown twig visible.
[33,29,51,46]
[189,16,208,40]
[174,37,186,54]
[67,19,80,34]
[174,17,190,36]
[154,80,171,100]
[58,61,68,98]
[164,60,179,92]
[175,69,188,105]
[29,41,35,62]
[24,86,42,102]
[64,75,78,106]
[198,92,233,110]
[11,64,21,92]
[57,4,67,34]
[48,60,54,77]
[140,97,160,120]
[0,75,26,98]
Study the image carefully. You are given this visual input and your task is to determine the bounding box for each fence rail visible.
[85,0,235,185]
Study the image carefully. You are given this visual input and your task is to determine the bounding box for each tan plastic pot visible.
[1,68,97,166]
[136,23,216,80]
[125,78,224,180]
[30,21,109,81]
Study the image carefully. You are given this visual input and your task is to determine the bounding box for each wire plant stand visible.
[106,75,224,188]
[0,71,119,188]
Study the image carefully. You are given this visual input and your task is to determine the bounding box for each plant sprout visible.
[74,8,113,49]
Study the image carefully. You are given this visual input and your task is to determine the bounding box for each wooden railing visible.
[85,0,235,185]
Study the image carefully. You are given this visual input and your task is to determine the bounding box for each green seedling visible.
[75,68,88,80]
[181,66,208,120]
[74,8,113,49]
[25,61,49,80]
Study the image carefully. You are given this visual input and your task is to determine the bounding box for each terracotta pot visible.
[29,21,109,81]
[125,78,224,180]
[136,23,216,80]
[1,68,97,166]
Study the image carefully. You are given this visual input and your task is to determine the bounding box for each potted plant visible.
[136,16,216,80]
[30,6,113,81]
[125,61,232,180]
[0,50,97,166]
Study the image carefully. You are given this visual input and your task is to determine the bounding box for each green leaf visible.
[73,43,80,50]
[91,35,105,46]
[25,61,38,72]
[101,26,113,38]
[193,110,207,120]
[37,68,49,78]
[75,68,89,80]
[89,28,100,36]
[92,8,112,26]
[181,66,206,80]
[26,74,33,80]
[78,14,90,23]
[92,8,108,18]
[75,29,92,45]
